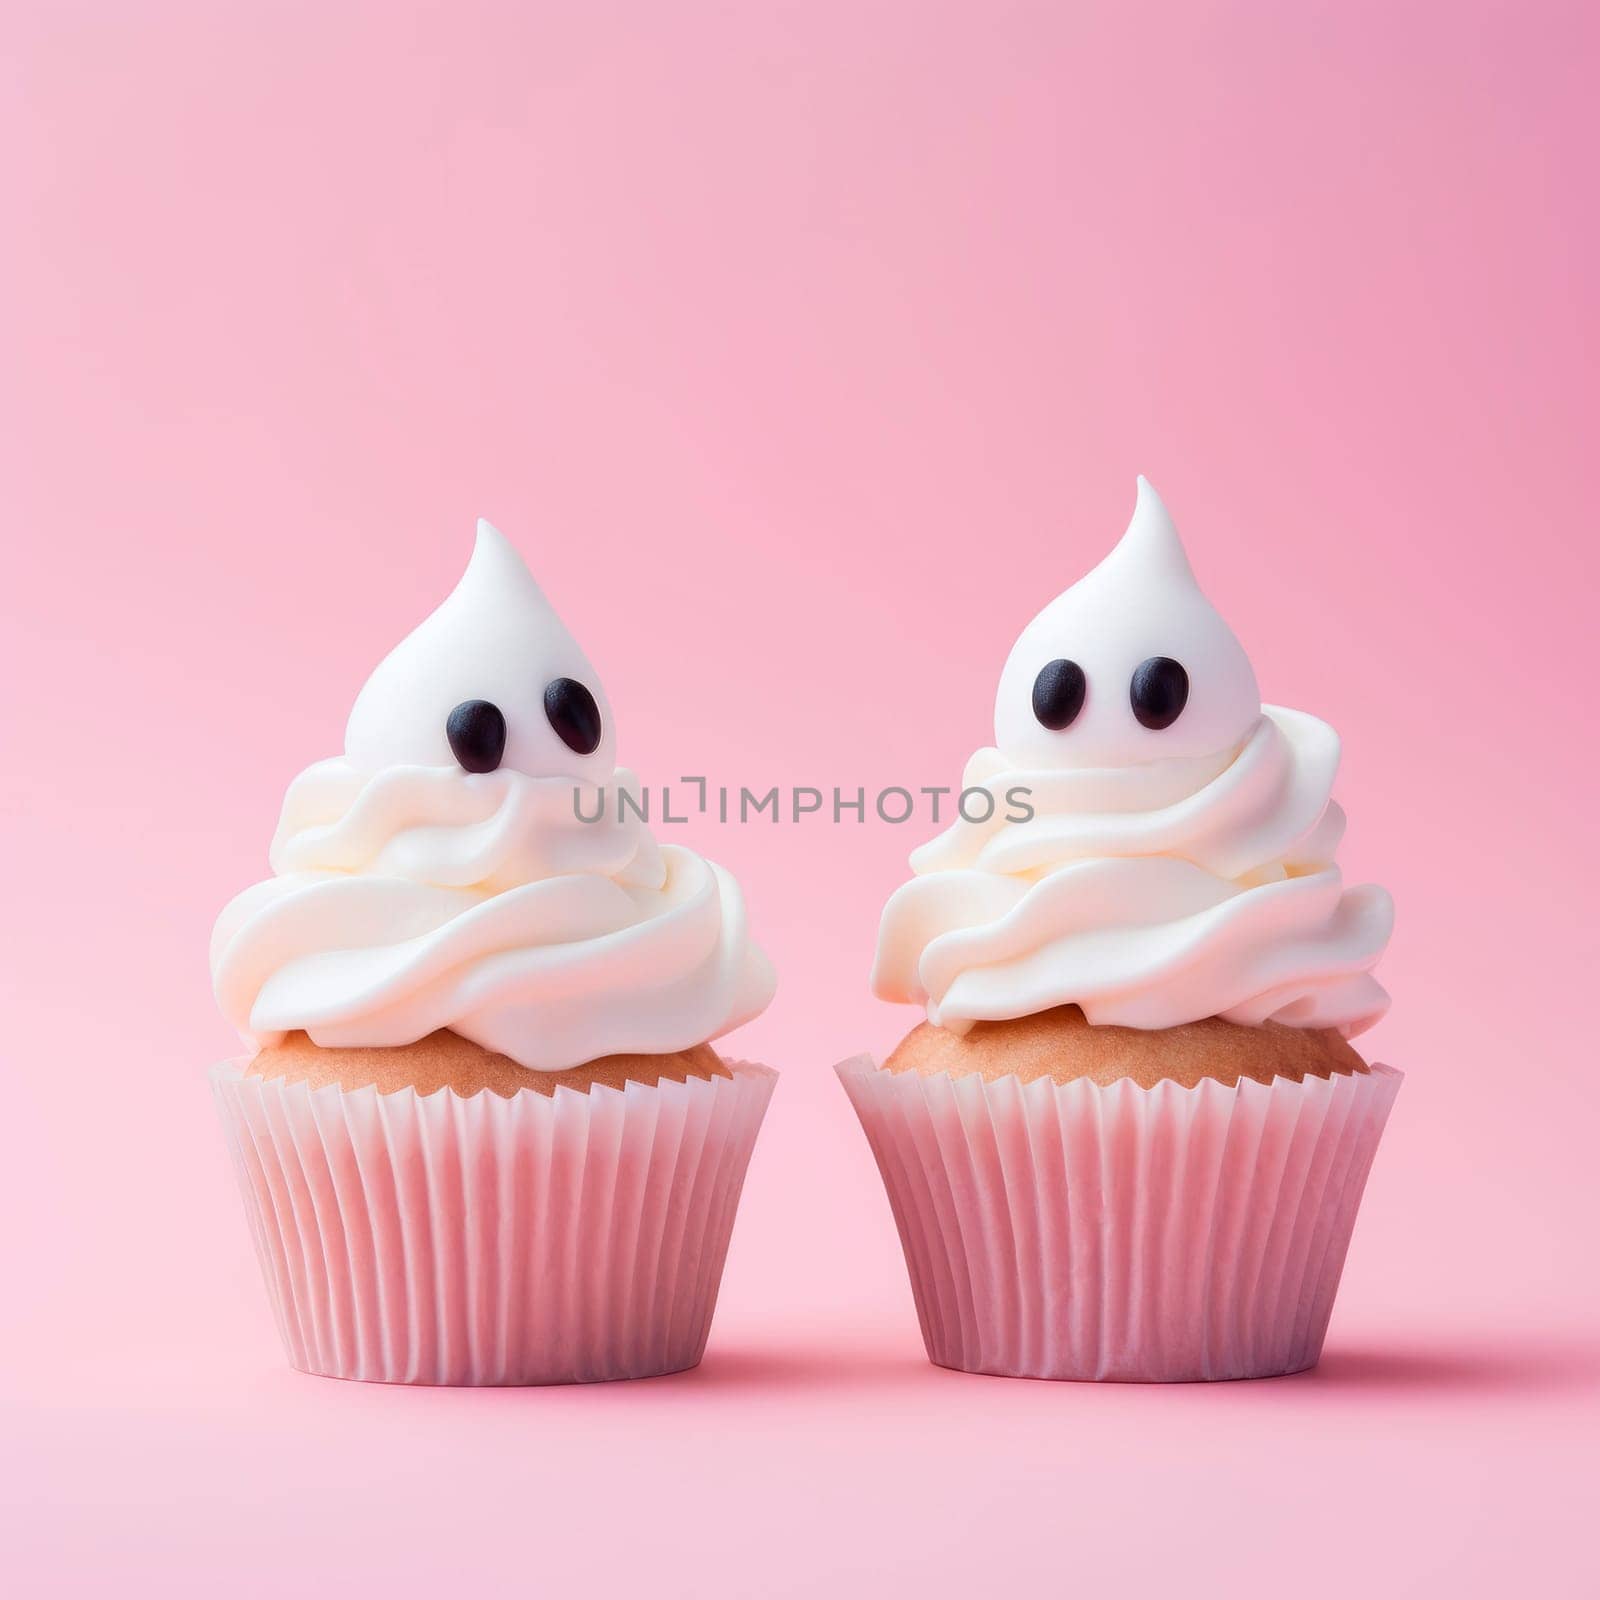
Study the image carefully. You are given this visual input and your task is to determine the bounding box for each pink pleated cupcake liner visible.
[212,1058,777,1385]
[836,1055,1400,1381]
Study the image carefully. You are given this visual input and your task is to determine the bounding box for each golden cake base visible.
[246,1029,731,1098]
[882,1005,1367,1090]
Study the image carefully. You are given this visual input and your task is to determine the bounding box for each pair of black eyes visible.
[445,680,601,773]
[1032,657,1190,732]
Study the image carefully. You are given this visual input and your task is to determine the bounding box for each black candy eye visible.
[544,678,602,755]
[1032,659,1087,730]
[1130,657,1189,730]
[447,700,507,772]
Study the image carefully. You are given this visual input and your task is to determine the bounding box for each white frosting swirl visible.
[872,481,1392,1037]
[212,523,774,1071]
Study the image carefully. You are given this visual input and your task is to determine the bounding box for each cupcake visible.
[838,479,1399,1382]
[210,522,777,1385]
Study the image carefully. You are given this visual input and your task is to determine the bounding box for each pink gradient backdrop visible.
[3,2,1596,1594]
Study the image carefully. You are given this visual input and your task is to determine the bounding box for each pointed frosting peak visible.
[1083,476,1197,590]
[460,517,550,602]
[343,521,615,778]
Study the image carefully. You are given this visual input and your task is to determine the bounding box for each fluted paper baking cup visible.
[212,1058,777,1385]
[836,1056,1400,1381]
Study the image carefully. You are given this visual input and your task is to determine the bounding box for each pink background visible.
[4,2,1596,1594]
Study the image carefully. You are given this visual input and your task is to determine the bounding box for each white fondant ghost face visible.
[994,478,1261,770]
[344,521,617,780]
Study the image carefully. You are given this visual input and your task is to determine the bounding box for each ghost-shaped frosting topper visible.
[994,478,1261,771]
[344,521,617,781]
